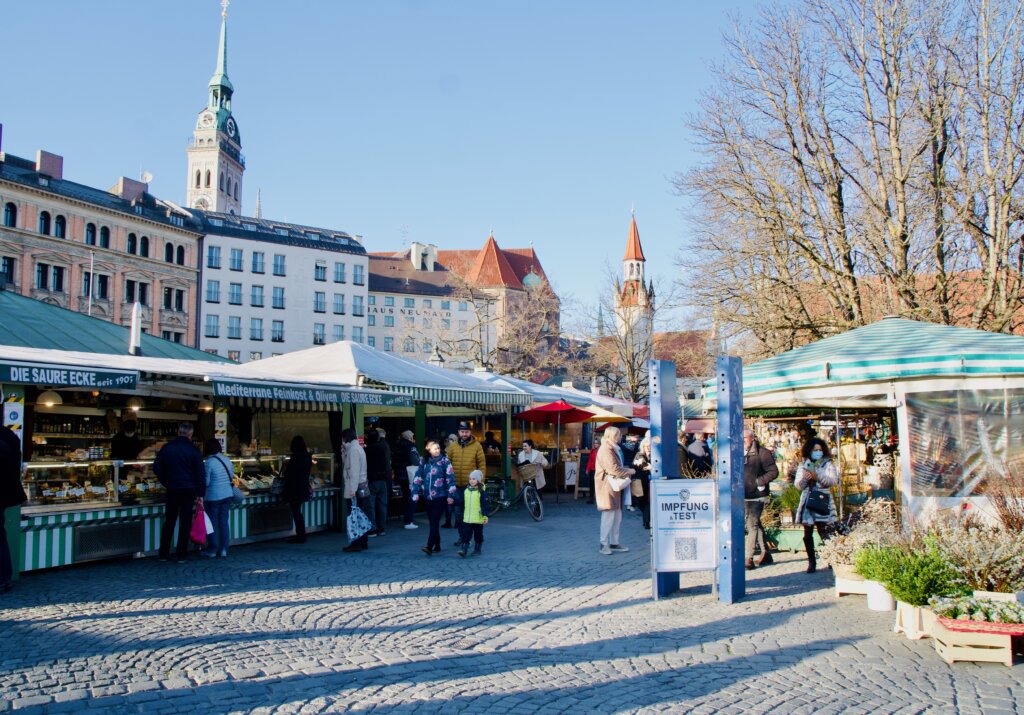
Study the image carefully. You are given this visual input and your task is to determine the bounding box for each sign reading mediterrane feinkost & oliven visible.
[213,380,413,407]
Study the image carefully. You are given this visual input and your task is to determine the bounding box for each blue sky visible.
[2,1,751,328]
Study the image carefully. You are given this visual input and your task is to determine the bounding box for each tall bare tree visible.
[678,0,1024,359]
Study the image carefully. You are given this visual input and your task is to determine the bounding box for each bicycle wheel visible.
[523,484,543,521]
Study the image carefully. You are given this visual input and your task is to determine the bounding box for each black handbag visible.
[805,488,831,516]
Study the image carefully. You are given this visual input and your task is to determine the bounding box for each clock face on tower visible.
[199,112,214,128]
[225,117,237,138]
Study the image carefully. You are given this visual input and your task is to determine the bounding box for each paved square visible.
[1,500,1021,713]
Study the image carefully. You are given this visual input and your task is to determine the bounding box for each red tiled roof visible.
[623,214,645,261]
[436,237,550,289]
[465,235,522,288]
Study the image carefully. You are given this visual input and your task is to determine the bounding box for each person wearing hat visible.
[392,430,420,529]
[445,421,485,531]
[455,469,489,557]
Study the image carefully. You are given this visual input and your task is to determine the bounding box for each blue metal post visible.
[716,356,745,603]
[649,359,680,597]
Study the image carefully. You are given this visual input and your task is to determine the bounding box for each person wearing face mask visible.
[743,429,779,570]
[110,420,143,461]
[794,437,838,573]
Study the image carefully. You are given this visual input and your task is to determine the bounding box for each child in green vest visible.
[457,470,489,557]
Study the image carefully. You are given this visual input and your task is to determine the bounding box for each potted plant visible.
[766,485,807,551]
[930,521,1024,603]
[884,546,958,639]
[819,498,900,595]
[854,545,901,611]
[927,595,1024,667]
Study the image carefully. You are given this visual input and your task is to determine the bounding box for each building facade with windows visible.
[0,149,203,345]
[368,236,553,371]
[196,212,367,362]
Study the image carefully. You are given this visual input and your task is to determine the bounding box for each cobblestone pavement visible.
[1,499,1022,714]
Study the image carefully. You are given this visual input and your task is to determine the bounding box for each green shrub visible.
[777,485,802,514]
[853,545,903,583]
[883,548,961,606]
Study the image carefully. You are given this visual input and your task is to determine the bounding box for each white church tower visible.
[186,0,244,214]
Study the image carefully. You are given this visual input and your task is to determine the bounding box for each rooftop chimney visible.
[35,150,63,180]
[109,176,148,202]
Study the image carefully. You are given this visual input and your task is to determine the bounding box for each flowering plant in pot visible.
[928,595,1024,635]
[819,498,900,579]
[929,521,1024,602]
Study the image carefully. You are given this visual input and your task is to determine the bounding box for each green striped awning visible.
[388,383,530,406]
[704,318,1024,401]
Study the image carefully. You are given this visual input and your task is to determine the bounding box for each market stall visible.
[233,341,533,483]
[700,317,1024,523]
[0,291,423,574]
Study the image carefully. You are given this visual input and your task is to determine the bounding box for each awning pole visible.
[835,407,843,521]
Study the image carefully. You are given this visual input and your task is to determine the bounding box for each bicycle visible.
[484,475,544,521]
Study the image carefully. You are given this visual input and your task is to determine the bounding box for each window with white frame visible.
[271,320,284,342]
[251,285,264,307]
[314,261,327,281]
[206,279,220,302]
[332,324,344,342]
[384,315,395,327]
[314,291,326,313]
[352,295,364,316]
[228,316,242,339]
[273,254,286,276]
[352,326,364,343]
[272,286,285,309]
[228,283,242,305]
[334,262,346,283]
[250,317,263,341]
[333,293,345,314]
[383,337,394,351]
[353,264,365,285]
[205,314,219,337]
[252,251,265,274]
[313,323,325,345]
[230,248,243,271]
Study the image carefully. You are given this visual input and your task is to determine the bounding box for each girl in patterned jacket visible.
[411,439,456,555]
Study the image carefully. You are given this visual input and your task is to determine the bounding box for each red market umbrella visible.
[515,400,596,457]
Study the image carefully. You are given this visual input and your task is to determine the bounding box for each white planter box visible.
[894,602,936,640]
[866,580,896,611]
[834,567,869,598]
[972,590,1024,603]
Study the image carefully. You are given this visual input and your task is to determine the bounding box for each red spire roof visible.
[465,234,523,288]
[623,213,645,262]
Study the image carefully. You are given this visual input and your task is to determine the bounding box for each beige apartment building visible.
[0,149,202,345]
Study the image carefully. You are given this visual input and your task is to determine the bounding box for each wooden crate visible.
[931,619,1017,667]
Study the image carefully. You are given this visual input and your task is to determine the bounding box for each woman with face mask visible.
[794,437,838,573]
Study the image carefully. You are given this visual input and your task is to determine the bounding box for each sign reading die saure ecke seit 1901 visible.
[0,362,138,389]
[653,478,716,572]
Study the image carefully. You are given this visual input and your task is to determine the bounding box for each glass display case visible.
[21,452,336,512]
[22,461,123,509]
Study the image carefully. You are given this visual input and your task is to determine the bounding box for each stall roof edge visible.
[0,291,232,363]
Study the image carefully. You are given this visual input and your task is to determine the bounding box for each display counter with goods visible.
[18,451,339,572]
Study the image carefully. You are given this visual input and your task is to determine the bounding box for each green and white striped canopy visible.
[703,318,1024,408]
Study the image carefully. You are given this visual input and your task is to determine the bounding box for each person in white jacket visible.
[593,426,635,556]
[341,428,369,553]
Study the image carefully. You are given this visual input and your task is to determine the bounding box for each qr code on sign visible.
[673,537,698,561]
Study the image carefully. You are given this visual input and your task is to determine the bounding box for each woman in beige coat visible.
[594,425,635,556]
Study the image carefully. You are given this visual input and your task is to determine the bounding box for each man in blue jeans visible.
[153,422,206,563]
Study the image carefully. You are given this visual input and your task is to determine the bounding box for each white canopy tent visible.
[233,342,531,413]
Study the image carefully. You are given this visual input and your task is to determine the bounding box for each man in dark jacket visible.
[392,430,419,529]
[153,422,205,562]
[0,425,25,593]
[743,428,779,569]
[364,429,392,537]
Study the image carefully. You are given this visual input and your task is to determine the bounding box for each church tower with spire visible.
[614,211,655,351]
[186,0,244,214]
